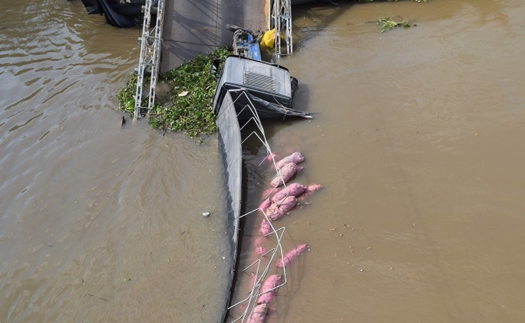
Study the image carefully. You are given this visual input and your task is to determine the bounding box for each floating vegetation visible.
[377,17,412,32]
[117,72,140,115]
[117,47,232,139]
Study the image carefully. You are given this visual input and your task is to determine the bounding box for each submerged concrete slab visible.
[161,0,268,72]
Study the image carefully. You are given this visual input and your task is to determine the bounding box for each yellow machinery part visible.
[261,28,276,48]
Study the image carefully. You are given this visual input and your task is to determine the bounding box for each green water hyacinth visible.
[377,17,411,32]
[118,47,231,139]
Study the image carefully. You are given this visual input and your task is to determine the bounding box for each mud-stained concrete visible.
[161,0,268,71]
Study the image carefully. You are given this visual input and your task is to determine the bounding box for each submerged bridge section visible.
[160,0,269,72]
[134,0,293,120]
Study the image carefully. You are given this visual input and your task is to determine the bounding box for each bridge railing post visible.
[134,0,166,122]
[272,0,293,62]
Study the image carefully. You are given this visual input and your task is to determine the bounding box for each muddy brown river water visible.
[1,0,525,322]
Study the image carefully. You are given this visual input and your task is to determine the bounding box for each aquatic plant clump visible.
[149,47,230,137]
[117,47,231,138]
[117,72,141,115]
[377,17,411,32]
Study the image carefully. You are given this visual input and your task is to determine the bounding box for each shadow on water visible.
[292,1,355,49]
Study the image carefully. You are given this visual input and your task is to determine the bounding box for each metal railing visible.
[271,0,293,61]
[134,0,165,122]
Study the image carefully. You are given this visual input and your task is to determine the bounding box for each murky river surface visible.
[0,0,230,322]
[272,1,525,322]
[1,0,525,322]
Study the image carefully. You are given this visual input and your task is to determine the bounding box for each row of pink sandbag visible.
[246,151,323,323]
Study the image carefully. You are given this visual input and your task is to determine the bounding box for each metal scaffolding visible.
[271,0,293,60]
[134,0,165,122]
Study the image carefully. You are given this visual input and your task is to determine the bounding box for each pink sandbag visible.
[257,274,281,305]
[259,198,271,212]
[276,243,308,268]
[247,304,268,323]
[255,245,267,256]
[275,151,305,170]
[254,238,267,255]
[271,183,307,203]
[270,163,303,187]
[276,195,296,213]
[260,219,272,235]
[266,196,296,221]
[265,203,285,221]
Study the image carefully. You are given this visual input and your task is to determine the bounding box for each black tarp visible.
[96,0,134,28]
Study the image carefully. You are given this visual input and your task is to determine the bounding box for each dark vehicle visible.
[213,56,310,120]
[226,25,262,61]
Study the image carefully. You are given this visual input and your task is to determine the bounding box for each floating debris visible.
[377,17,412,33]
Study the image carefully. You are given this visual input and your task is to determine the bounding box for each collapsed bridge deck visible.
[160,0,269,72]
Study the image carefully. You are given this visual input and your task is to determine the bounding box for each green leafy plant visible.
[377,17,411,32]
[117,72,142,115]
[117,47,231,139]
